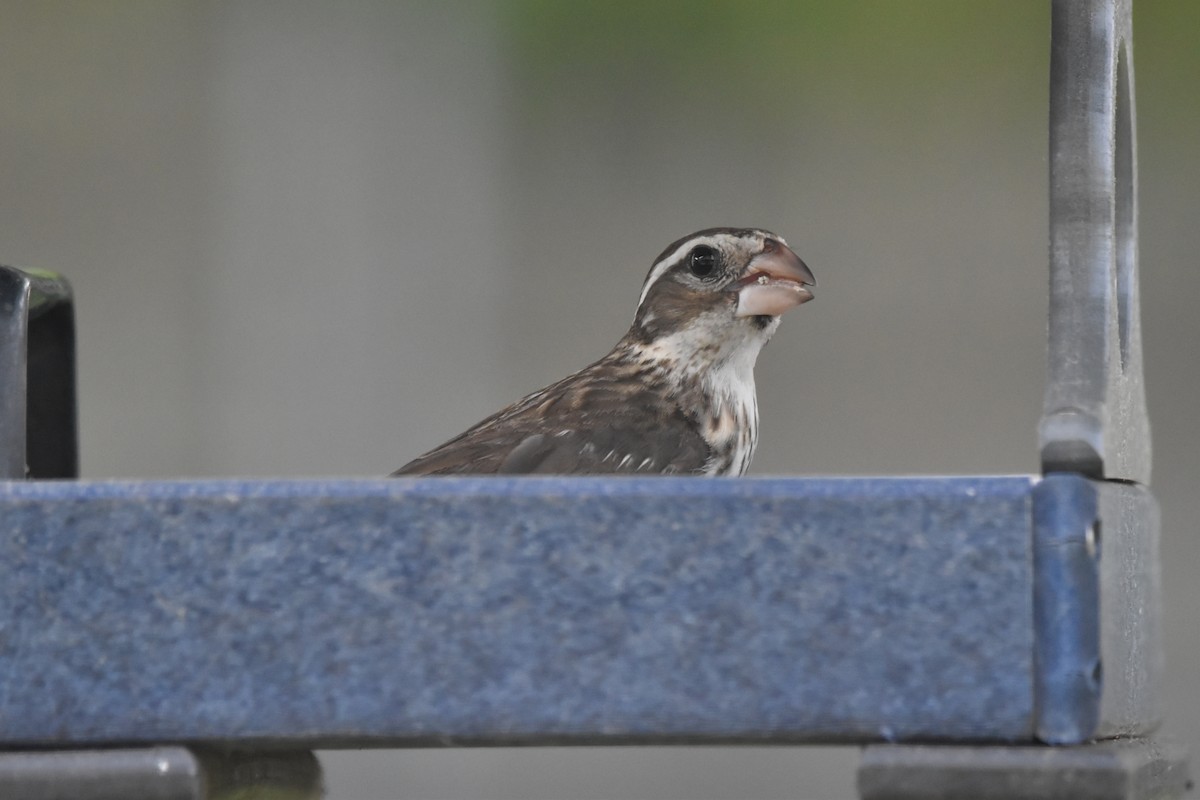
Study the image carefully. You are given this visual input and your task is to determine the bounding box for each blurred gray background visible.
[2,1,1196,798]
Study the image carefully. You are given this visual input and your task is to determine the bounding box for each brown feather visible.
[392,342,711,475]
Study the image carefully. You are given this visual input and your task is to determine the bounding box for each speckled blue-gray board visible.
[0,475,1160,747]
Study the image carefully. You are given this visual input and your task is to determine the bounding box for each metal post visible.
[1039,0,1151,484]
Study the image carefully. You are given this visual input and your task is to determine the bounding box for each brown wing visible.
[391,364,712,476]
[392,418,710,475]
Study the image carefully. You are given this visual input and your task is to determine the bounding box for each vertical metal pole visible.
[1040,0,1151,484]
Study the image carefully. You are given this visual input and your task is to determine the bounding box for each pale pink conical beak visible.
[733,239,815,317]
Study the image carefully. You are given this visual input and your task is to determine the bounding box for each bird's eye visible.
[688,245,717,278]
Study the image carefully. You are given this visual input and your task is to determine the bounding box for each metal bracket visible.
[0,265,78,479]
[1040,0,1151,484]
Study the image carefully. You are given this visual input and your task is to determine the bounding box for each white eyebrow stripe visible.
[633,229,783,315]
[636,234,729,312]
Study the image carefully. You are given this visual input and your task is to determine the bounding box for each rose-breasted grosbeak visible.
[393,228,814,476]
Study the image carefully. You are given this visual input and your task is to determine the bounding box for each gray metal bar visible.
[0,747,322,800]
[1040,0,1151,483]
[858,739,1191,800]
[0,748,203,800]
[0,265,78,479]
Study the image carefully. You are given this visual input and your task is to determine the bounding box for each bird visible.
[392,227,814,477]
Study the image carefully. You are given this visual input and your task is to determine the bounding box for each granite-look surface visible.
[0,476,1152,747]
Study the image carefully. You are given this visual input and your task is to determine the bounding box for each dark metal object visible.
[858,739,1191,800]
[0,747,322,800]
[0,265,77,479]
[1040,0,1151,484]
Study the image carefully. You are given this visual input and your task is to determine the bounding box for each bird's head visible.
[628,228,814,357]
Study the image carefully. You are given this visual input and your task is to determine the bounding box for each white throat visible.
[634,312,777,475]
